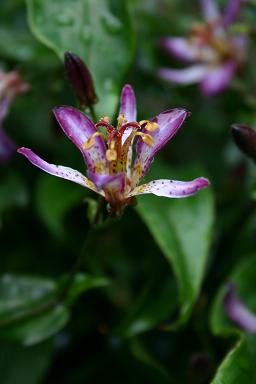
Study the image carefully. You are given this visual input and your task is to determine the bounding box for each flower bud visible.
[232,124,256,161]
[64,51,98,108]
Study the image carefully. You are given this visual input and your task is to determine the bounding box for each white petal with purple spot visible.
[18,147,102,194]
[129,177,210,198]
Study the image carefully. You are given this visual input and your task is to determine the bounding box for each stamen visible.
[106,140,117,161]
[116,121,140,140]
[117,113,127,128]
[139,120,159,132]
[135,132,154,147]
[83,132,103,149]
[106,149,117,161]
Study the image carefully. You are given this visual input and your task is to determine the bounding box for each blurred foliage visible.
[0,0,256,383]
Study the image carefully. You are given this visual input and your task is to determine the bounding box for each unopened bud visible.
[232,124,256,161]
[64,51,98,108]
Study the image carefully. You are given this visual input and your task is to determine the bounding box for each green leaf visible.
[137,163,214,323]
[0,273,108,345]
[36,174,85,236]
[0,274,57,321]
[0,274,67,345]
[210,255,256,382]
[26,0,135,117]
[66,272,110,304]
[115,276,177,337]
[211,337,256,384]
[210,255,256,336]
[130,338,170,383]
[0,305,70,346]
[0,341,53,384]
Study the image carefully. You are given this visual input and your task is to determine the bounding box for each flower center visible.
[83,114,159,176]
[191,23,236,64]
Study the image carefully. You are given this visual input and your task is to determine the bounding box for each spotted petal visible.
[53,106,107,173]
[133,109,188,184]
[0,128,16,162]
[224,283,256,333]
[159,65,208,85]
[119,84,137,123]
[17,147,101,194]
[119,84,137,174]
[161,37,201,62]
[200,61,237,95]
[129,177,209,198]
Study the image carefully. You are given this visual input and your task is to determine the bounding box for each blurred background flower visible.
[159,0,248,95]
[0,70,28,162]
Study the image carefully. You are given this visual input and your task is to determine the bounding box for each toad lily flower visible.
[0,70,29,162]
[18,84,209,215]
[159,0,247,95]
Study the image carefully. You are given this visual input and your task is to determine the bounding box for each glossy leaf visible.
[137,163,214,323]
[115,276,177,337]
[66,273,110,304]
[0,273,108,345]
[211,338,256,383]
[0,305,70,346]
[26,0,135,117]
[0,274,57,320]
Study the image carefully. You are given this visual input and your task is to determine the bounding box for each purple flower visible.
[224,283,256,333]
[0,71,29,162]
[159,0,247,95]
[18,84,209,215]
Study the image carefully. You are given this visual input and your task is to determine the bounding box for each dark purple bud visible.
[232,124,256,161]
[223,283,256,332]
[64,51,98,108]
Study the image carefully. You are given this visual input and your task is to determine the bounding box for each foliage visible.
[1,0,256,382]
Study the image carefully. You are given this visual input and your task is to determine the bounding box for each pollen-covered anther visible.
[139,120,159,132]
[117,113,127,127]
[135,132,154,147]
[106,148,117,161]
[83,132,103,149]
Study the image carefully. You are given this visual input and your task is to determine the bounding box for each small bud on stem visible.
[64,51,98,112]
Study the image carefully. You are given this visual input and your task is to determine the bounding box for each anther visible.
[139,120,159,132]
[117,113,127,128]
[106,149,117,161]
[135,132,154,147]
[83,132,103,149]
